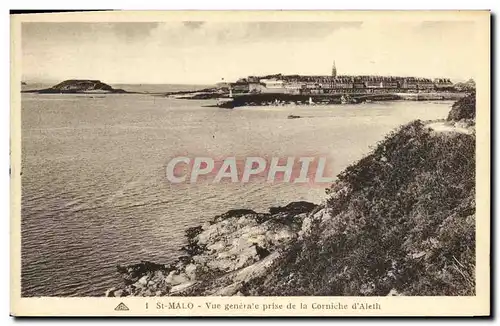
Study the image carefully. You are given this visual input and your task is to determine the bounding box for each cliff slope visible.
[247,121,475,296]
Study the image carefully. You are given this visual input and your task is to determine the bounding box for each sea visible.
[20,83,454,296]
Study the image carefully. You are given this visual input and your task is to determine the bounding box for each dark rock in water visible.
[287,114,302,119]
[185,225,203,240]
[269,201,318,226]
[182,225,207,257]
[117,261,171,285]
[269,201,317,215]
[106,287,130,297]
[212,209,258,223]
[25,79,127,94]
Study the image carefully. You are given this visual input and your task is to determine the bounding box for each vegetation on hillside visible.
[24,79,128,94]
[246,118,475,296]
[447,93,476,121]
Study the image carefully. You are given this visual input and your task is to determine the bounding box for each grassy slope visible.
[245,103,476,296]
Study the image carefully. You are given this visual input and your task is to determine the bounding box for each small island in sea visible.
[22,79,128,94]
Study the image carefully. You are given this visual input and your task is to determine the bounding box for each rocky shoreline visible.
[106,201,319,297]
[166,90,468,105]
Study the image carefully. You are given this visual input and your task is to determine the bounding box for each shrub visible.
[447,93,476,121]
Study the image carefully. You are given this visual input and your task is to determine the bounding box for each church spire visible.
[331,60,337,77]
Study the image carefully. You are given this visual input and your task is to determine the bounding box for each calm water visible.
[20,86,454,296]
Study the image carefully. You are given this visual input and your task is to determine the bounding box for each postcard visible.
[10,10,490,317]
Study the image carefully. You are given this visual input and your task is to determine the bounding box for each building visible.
[220,61,457,95]
[259,79,287,93]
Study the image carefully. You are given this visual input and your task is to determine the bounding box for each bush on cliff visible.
[247,119,475,296]
[447,93,476,121]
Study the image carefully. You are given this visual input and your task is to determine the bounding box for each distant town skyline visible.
[22,20,479,84]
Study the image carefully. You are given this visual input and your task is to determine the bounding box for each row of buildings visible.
[217,62,458,95]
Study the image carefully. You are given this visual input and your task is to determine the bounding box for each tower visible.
[331,60,337,77]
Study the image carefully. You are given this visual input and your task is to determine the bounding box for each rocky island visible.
[23,79,128,94]
[106,94,476,297]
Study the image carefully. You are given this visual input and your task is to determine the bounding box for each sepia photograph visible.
[10,10,490,316]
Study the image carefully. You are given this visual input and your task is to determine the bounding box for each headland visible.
[22,79,129,94]
[106,93,476,297]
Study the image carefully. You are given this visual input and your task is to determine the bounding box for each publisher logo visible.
[114,302,129,311]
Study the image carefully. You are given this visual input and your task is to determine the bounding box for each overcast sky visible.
[22,20,478,84]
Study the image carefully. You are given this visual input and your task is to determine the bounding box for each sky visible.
[21,20,479,84]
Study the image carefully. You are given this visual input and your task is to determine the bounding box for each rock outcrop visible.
[25,80,127,94]
[165,88,221,99]
[106,202,318,297]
